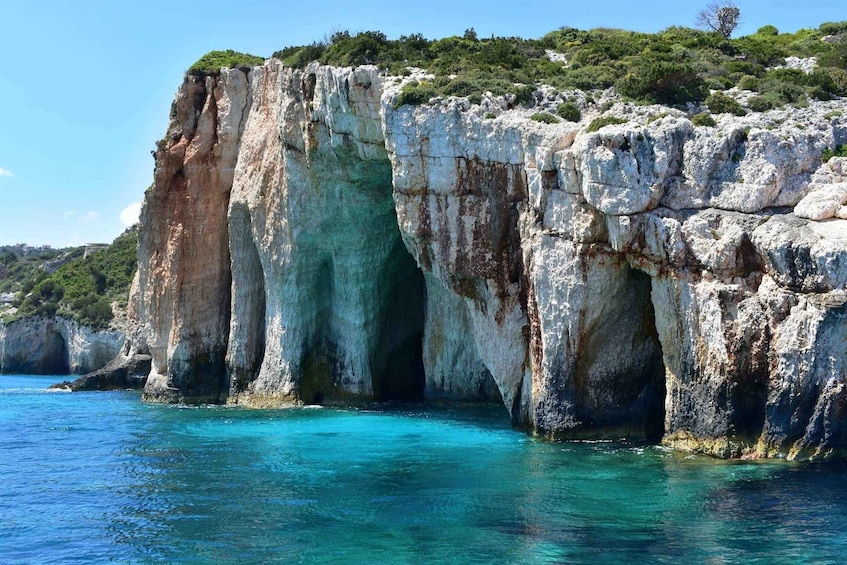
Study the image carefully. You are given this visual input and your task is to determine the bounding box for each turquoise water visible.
[2,375,847,564]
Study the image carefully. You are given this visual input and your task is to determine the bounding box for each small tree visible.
[696,1,741,38]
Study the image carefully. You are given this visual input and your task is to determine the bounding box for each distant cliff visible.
[0,316,123,374]
[0,231,136,375]
[101,53,847,460]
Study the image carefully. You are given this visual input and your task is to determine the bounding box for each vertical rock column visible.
[226,62,427,406]
[138,69,249,403]
[383,98,550,421]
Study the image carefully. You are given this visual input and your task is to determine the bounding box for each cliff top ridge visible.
[191,21,846,113]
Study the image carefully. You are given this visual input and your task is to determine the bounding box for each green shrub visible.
[530,112,560,124]
[512,84,536,105]
[822,145,847,163]
[273,43,326,68]
[808,86,836,101]
[706,77,732,91]
[764,68,807,84]
[757,79,807,104]
[647,112,669,123]
[556,102,581,122]
[394,82,438,108]
[747,95,778,112]
[819,22,847,36]
[320,30,393,67]
[442,79,477,97]
[705,91,746,115]
[586,115,627,133]
[78,297,114,327]
[616,61,707,105]
[826,68,847,96]
[484,112,496,119]
[724,61,766,77]
[732,37,786,67]
[737,75,760,90]
[552,63,622,90]
[816,42,847,70]
[691,113,717,127]
[189,50,264,76]
[808,67,847,97]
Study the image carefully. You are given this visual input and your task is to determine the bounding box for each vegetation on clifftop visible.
[0,229,138,328]
[267,20,847,108]
[188,18,846,110]
[189,50,265,76]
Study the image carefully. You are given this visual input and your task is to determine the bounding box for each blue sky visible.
[0,0,843,246]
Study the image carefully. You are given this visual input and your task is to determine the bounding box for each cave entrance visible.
[634,269,666,443]
[299,338,338,405]
[570,265,666,443]
[43,331,70,375]
[372,239,427,403]
[299,259,337,405]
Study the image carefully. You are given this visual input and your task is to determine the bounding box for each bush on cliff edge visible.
[189,50,265,76]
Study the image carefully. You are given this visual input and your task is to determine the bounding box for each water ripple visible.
[2,374,847,563]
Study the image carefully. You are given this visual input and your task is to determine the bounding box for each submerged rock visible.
[101,60,847,460]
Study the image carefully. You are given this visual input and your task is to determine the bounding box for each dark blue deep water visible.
[2,374,847,564]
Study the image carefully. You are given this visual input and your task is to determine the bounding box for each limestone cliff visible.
[123,59,847,460]
[0,316,124,375]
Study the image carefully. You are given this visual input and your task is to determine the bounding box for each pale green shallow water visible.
[2,375,847,564]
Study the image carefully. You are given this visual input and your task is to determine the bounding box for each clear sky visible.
[0,0,843,246]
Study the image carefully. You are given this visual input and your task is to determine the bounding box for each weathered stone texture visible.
[113,60,847,460]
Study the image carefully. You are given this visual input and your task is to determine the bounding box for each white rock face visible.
[118,59,847,460]
[776,56,818,73]
[0,316,124,375]
[573,121,690,215]
[793,158,847,220]
[526,236,664,437]
[225,61,428,406]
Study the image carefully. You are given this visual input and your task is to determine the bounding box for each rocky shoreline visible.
[76,60,847,460]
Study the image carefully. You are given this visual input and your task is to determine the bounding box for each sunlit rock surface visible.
[0,316,124,375]
[116,59,847,460]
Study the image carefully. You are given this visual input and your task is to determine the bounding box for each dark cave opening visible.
[299,259,337,405]
[372,239,427,403]
[638,270,667,444]
[570,265,666,443]
[44,331,70,375]
[728,349,768,441]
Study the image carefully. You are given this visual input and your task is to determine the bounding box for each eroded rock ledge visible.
[114,60,847,460]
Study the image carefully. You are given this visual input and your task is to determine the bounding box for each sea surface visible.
[2,374,847,564]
